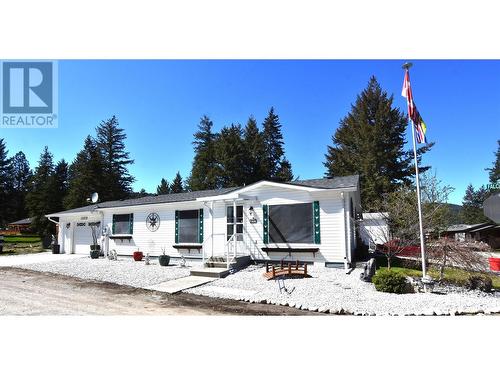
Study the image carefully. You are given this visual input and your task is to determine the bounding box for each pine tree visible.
[261,107,287,180]
[170,172,184,193]
[324,76,433,211]
[243,116,266,183]
[95,115,135,200]
[486,139,500,186]
[11,151,32,221]
[215,124,249,187]
[156,178,170,195]
[188,115,219,190]
[461,184,489,224]
[276,157,294,182]
[50,159,69,214]
[64,136,106,209]
[0,139,14,227]
[26,147,56,235]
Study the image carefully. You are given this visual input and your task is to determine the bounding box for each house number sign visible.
[146,213,160,232]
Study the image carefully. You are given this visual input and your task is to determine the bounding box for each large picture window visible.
[178,210,199,243]
[269,203,313,244]
[112,214,133,235]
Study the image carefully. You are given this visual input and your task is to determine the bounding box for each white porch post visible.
[210,200,214,258]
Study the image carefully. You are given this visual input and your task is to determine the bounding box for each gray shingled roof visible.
[9,217,32,225]
[286,175,359,189]
[47,176,359,217]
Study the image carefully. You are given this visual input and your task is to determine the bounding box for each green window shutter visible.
[175,210,179,244]
[262,204,269,244]
[129,213,134,234]
[313,201,321,244]
[198,208,204,243]
[112,215,116,234]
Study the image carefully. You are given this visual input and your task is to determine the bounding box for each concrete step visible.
[205,261,236,268]
[190,267,230,278]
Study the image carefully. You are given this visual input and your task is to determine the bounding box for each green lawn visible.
[379,266,500,289]
[3,235,41,243]
[1,240,45,256]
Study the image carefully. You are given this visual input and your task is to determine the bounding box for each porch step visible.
[190,267,230,278]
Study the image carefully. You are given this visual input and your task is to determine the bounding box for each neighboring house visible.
[7,218,33,233]
[443,223,500,248]
[359,212,389,250]
[45,176,361,268]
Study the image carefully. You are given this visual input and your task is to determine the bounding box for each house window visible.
[177,210,199,243]
[269,203,313,244]
[226,205,243,241]
[112,214,133,235]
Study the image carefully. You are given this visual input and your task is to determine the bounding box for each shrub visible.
[372,269,409,294]
[465,275,492,293]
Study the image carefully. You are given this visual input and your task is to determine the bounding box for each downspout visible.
[341,192,349,272]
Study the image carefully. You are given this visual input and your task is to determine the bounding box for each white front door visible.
[226,205,245,256]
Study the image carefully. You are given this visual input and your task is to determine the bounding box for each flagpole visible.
[403,62,427,280]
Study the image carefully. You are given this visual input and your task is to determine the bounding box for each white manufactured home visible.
[46,176,361,268]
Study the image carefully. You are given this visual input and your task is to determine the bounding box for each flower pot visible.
[489,257,500,271]
[133,251,143,261]
[90,245,101,251]
[90,249,100,259]
[159,254,170,266]
[52,244,60,254]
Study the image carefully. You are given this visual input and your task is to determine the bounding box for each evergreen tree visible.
[95,115,135,200]
[188,115,219,190]
[156,178,170,195]
[50,159,69,214]
[461,184,489,224]
[324,76,433,211]
[170,171,184,193]
[11,151,32,221]
[0,139,14,227]
[261,107,287,180]
[215,124,249,187]
[25,147,56,235]
[243,116,266,183]
[276,157,294,182]
[486,139,500,185]
[64,136,106,209]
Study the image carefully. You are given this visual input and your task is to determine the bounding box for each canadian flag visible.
[402,70,416,119]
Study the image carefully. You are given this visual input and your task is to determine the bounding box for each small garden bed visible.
[379,266,500,290]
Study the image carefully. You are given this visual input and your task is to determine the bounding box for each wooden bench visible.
[261,247,319,257]
[173,244,202,254]
[263,260,309,280]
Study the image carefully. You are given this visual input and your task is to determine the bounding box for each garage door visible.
[73,222,100,254]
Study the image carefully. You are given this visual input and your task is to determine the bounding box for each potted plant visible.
[158,247,170,266]
[133,249,143,261]
[51,234,60,254]
[89,223,101,259]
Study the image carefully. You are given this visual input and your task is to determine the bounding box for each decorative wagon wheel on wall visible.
[146,213,160,232]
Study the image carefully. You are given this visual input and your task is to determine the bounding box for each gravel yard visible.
[186,264,500,316]
[16,257,194,288]
[11,256,500,315]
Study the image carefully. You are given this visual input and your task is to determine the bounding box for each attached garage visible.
[73,221,100,254]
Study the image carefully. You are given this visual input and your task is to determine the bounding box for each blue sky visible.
[2,60,499,204]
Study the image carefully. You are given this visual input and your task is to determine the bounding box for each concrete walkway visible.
[145,275,217,294]
[0,252,87,267]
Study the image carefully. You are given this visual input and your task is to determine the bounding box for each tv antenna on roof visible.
[87,192,99,204]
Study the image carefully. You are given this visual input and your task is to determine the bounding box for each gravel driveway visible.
[16,256,193,288]
[187,265,500,315]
